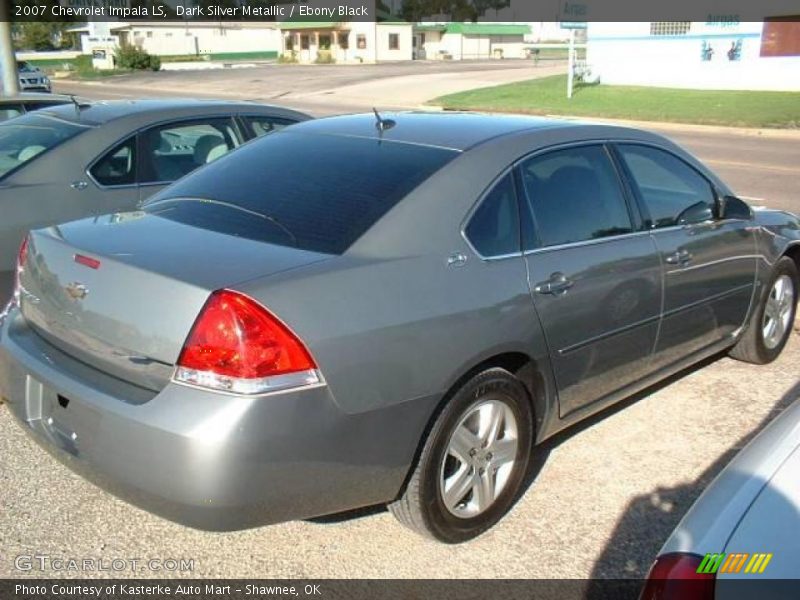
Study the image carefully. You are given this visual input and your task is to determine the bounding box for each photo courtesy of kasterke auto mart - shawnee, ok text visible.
[0,0,799,599]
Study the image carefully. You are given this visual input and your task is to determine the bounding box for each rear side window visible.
[520,145,633,248]
[616,144,716,229]
[0,114,86,179]
[465,173,520,258]
[144,131,457,255]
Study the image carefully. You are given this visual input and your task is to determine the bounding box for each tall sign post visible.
[560,21,587,99]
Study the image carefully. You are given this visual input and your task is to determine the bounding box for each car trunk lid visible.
[18,212,330,392]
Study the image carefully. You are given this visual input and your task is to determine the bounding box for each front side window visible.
[90,137,136,187]
[465,173,520,258]
[520,145,633,248]
[139,119,239,184]
[616,144,716,228]
[0,114,87,179]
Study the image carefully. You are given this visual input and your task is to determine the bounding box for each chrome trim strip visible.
[661,283,755,319]
[559,312,662,355]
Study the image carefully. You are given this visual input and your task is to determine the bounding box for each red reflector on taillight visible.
[74,254,101,269]
[640,553,716,600]
[175,290,317,394]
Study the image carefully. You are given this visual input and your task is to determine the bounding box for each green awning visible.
[445,23,530,36]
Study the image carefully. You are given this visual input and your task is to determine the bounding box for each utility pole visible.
[0,2,18,96]
[567,28,575,99]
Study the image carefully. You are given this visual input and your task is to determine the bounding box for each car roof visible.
[32,98,287,126]
[0,93,74,103]
[286,111,602,152]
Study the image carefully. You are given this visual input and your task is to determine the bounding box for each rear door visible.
[519,144,663,417]
[613,143,757,368]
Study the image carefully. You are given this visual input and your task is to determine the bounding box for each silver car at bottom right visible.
[641,397,800,600]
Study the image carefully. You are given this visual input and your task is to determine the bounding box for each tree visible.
[400,0,502,22]
[14,23,71,51]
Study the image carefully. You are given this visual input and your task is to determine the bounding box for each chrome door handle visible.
[534,272,574,295]
[70,181,88,191]
[665,250,693,266]
[447,252,468,268]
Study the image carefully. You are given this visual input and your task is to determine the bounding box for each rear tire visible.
[730,256,797,364]
[389,367,533,543]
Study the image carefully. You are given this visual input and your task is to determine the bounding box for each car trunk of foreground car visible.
[16,213,331,393]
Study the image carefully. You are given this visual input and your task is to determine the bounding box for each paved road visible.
[1,61,798,580]
[54,61,800,214]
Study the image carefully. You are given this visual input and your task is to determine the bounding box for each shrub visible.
[114,45,161,71]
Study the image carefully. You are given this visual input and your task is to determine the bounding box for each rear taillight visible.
[3,235,30,315]
[174,289,320,395]
[640,553,716,600]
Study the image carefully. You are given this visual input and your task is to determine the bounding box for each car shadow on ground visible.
[586,375,800,586]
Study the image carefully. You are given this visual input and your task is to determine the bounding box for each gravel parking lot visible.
[1,61,799,580]
[2,323,798,579]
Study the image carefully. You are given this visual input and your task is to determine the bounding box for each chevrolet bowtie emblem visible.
[65,282,89,301]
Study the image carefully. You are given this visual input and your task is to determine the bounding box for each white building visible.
[413,23,531,60]
[74,22,282,60]
[278,21,413,63]
[587,20,800,91]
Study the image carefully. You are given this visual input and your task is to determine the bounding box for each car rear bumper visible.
[0,309,433,531]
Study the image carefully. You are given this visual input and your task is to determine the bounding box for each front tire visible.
[389,367,533,543]
[730,256,797,364]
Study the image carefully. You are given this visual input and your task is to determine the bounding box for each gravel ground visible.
[1,322,798,580]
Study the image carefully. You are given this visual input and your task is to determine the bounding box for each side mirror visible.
[718,195,753,220]
[677,201,714,226]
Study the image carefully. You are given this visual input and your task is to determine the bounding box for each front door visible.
[614,143,757,368]
[519,144,663,417]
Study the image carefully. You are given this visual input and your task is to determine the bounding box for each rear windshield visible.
[143,131,458,255]
[0,114,87,179]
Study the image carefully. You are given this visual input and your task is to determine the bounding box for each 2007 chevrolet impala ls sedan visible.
[1,112,798,543]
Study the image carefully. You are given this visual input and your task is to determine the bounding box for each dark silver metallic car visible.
[0,99,310,304]
[1,112,798,543]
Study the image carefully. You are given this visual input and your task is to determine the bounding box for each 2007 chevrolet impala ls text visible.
[1,112,798,543]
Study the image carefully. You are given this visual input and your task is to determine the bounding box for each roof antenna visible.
[69,94,81,116]
[373,107,395,133]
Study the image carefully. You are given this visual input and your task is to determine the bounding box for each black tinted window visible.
[465,173,520,257]
[144,132,457,255]
[520,145,632,247]
[617,144,716,228]
[90,137,136,186]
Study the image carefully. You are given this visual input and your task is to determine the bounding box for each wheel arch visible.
[392,350,554,502]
